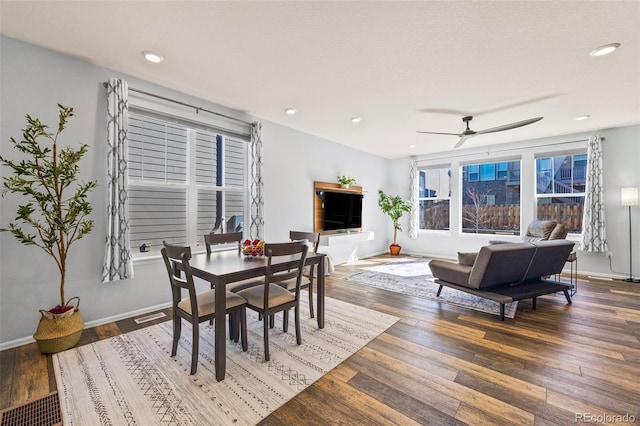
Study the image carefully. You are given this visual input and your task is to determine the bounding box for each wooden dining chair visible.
[161,242,248,374]
[204,231,243,254]
[277,231,320,318]
[204,232,263,294]
[236,240,308,361]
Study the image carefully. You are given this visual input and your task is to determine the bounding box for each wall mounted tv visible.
[323,191,363,231]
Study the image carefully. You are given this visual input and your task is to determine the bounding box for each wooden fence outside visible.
[420,203,583,233]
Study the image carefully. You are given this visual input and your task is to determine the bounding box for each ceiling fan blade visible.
[475,117,543,135]
[454,134,473,149]
[416,131,462,136]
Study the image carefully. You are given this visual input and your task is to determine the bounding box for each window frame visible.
[418,165,451,231]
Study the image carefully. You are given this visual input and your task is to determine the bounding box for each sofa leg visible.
[563,290,572,304]
[436,285,444,297]
[532,297,537,310]
[499,304,505,321]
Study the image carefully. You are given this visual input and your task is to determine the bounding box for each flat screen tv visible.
[323,191,363,231]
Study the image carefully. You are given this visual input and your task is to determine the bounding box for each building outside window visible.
[535,153,587,234]
[461,160,521,234]
[418,166,451,230]
[127,112,248,255]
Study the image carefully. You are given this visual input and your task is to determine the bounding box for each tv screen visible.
[323,191,363,231]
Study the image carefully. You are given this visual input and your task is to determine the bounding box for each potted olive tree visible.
[378,190,411,256]
[0,104,97,353]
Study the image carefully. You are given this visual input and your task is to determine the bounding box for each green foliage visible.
[337,175,357,185]
[0,105,97,307]
[378,190,411,245]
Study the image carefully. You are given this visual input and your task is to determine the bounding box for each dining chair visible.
[204,231,243,254]
[236,240,309,361]
[277,230,320,318]
[204,232,263,294]
[161,242,248,374]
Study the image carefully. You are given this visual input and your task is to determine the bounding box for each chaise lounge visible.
[429,240,575,320]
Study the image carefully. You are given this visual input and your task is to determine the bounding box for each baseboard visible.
[0,302,172,351]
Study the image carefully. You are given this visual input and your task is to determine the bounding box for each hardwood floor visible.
[2,254,639,425]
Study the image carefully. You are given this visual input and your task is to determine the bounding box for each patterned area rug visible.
[53,294,398,425]
[343,258,518,318]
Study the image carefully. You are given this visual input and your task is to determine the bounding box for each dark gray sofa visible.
[429,240,575,320]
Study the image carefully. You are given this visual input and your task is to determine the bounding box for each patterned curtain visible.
[408,158,419,239]
[101,78,133,282]
[249,121,264,240]
[579,135,608,252]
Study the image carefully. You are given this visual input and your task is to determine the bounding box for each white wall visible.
[389,126,640,279]
[0,37,388,347]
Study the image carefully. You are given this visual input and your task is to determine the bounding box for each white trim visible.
[0,302,172,351]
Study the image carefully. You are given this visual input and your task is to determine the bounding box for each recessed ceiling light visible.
[351,117,362,123]
[285,108,297,115]
[589,43,620,57]
[409,144,416,149]
[575,115,590,121]
[142,51,164,63]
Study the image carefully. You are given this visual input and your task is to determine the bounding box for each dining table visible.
[184,249,326,381]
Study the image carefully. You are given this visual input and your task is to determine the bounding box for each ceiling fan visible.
[417,115,543,148]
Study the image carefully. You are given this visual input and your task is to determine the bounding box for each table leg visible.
[214,277,226,381]
[317,257,325,329]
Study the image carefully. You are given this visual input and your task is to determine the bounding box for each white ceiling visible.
[1,1,639,159]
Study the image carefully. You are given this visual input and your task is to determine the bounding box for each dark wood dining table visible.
[184,249,326,381]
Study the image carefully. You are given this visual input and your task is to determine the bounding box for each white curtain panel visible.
[249,121,264,240]
[408,158,419,239]
[102,78,133,282]
[579,135,608,252]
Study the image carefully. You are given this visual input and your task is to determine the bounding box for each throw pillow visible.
[458,252,478,266]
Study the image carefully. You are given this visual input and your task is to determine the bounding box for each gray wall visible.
[2,35,638,348]
[0,36,388,347]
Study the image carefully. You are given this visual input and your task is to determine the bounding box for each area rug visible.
[53,294,398,425]
[343,258,518,318]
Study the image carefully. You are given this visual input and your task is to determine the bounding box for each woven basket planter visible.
[33,297,84,353]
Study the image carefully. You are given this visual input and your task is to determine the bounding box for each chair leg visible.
[564,290,572,304]
[532,297,537,310]
[283,310,289,332]
[228,313,236,341]
[171,315,181,357]
[295,306,302,345]
[234,312,241,343]
[308,282,315,318]
[240,307,248,352]
[436,285,444,297]
[191,322,199,375]
[269,314,275,329]
[263,313,270,361]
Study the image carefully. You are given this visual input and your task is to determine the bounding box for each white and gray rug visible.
[343,258,518,318]
[53,293,399,425]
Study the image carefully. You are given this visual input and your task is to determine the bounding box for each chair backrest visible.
[289,230,320,253]
[264,240,309,299]
[161,242,197,313]
[468,243,537,289]
[524,220,559,242]
[204,232,243,254]
[523,240,575,280]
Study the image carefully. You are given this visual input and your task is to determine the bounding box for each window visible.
[535,153,587,234]
[461,160,521,235]
[418,166,451,230]
[128,112,249,255]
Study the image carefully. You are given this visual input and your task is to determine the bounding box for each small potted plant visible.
[378,190,411,256]
[0,104,97,353]
[337,175,357,189]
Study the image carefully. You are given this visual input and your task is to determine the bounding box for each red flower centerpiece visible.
[242,239,265,258]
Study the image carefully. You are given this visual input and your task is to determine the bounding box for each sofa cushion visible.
[548,224,568,240]
[457,252,478,266]
[428,260,472,287]
[523,220,557,242]
[468,243,536,289]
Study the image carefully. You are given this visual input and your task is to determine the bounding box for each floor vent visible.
[134,311,167,324]
[0,391,61,426]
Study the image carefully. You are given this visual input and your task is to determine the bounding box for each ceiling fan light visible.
[589,43,620,57]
